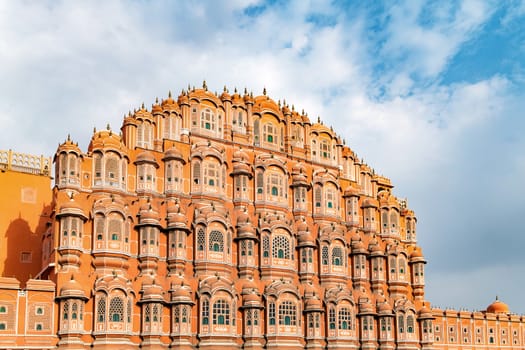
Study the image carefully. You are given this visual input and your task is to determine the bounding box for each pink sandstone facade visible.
[0,83,523,349]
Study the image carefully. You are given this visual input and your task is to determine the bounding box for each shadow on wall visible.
[2,204,53,286]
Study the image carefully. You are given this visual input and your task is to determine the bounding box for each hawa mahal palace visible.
[0,82,523,349]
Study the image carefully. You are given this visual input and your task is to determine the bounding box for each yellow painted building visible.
[0,83,523,349]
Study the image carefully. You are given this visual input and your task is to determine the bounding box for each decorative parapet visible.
[0,149,51,176]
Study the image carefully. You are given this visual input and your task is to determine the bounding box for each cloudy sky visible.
[1,1,524,313]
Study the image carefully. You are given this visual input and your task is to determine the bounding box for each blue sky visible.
[0,0,524,313]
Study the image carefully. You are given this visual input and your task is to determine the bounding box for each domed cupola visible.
[88,125,127,154]
[220,86,232,103]
[232,149,252,176]
[486,297,510,314]
[133,103,154,122]
[161,91,180,112]
[138,201,160,227]
[58,276,88,300]
[291,162,308,187]
[163,146,185,163]
[166,200,189,231]
[235,208,256,239]
[135,150,158,168]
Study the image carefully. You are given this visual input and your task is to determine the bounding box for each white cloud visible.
[0,0,524,313]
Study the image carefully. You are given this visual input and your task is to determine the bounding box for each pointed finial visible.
[141,102,145,109]
[203,80,207,90]
[263,87,267,95]
[67,134,71,141]
[317,116,320,123]
[223,85,227,92]
[292,104,295,111]
[106,123,110,130]
[155,97,159,103]
[169,90,172,98]
[93,127,97,133]
[234,87,238,93]
[244,87,248,94]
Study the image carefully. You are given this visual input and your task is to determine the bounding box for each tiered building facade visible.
[0,83,523,349]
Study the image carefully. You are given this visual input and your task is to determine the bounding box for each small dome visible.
[231,92,244,105]
[410,248,423,259]
[161,92,177,108]
[292,162,306,174]
[241,279,258,292]
[59,278,86,299]
[418,305,433,319]
[486,297,510,314]
[305,297,323,311]
[344,186,361,197]
[378,301,393,315]
[220,87,231,102]
[352,240,367,254]
[135,151,158,167]
[58,198,87,220]
[232,162,251,176]
[171,285,193,305]
[163,147,185,162]
[143,284,163,298]
[362,198,379,208]
[57,136,82,155]
[233,149,250,163]
[297,232,315,248]
[243,292,260,304]
[88,129,126,154]
[236,210,250,226]
[151,99,163,114]
[359,301,376,315]
[296,220,309,233]
[173,287,191,299]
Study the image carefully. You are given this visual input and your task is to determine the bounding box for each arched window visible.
[272,235,290,259]
[201,108,215,131]
[338,307,352,330]
[279,300,296,326]
[197,229,205,251]
[268,302,276,325]
[407,315,414,333]
[254,119,260,146]
[165,160,183,193]
[94,153,102,184]
[263,122,277,146]
[332,246,343,266]
[137,122,153,149]
[63,301,69,320]
[109,297,124,322]
[71,302,78,320]
[208,230,224,252]
[202,299,209,325]
[97,296,106,323]
[265,168,286,204]
[329,308,336,329]
[193,161,201,186]
[212,299,230,325]
[262,235,270,258]
[203,158,221,192]
[398,315,404,333]
[320,139,330,160]
[322,246,329,265]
